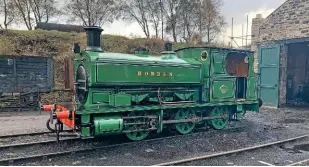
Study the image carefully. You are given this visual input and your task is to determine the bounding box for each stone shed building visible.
[251,0,309,107]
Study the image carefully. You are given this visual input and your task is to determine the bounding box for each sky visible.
[0,0,286,45]
[220,0,286,46]
[101,0,286,45]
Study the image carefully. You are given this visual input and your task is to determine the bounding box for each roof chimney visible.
[256,14,263,19]
[84,26,103,52]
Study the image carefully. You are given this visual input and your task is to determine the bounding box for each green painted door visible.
[258,45,280,107]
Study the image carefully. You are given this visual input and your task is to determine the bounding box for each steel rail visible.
[0,132,53,139]
[0,130,74,139]
[0,126,245,165]
[0,137,81,150]
[154,134,309,166]
[288,158,309,166]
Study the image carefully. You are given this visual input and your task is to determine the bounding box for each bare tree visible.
[177,0,198,42]
[12,0,59,30]
[159,0,164,39]
[146,0,161,38]
[13,0,33,30]
[65,0,116,27]
[30,0,60,24]
[196,0,226,43]
[120,0,150,38]
[121,0,165,39]
[163,0,180,42]
[160,0,225,43]
[163,0,198,42]
[0,0,16,29]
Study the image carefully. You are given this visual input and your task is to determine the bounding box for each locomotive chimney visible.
[84,26,103,52]
[164,42,173,51]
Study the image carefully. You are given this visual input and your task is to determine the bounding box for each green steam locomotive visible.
[43,26,262,141]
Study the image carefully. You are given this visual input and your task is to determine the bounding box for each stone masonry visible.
[279,45,288,105]
[253,0,309,44]
[251,0,309,72]
[251,14,265,72]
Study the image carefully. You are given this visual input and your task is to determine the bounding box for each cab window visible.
[226,52,249,77]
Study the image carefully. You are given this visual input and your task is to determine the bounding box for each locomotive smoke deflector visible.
[84,26,103,52]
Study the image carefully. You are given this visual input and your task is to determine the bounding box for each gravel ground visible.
[182,139,309,166]
[0,126,242,163]
[22,129,266,166]
[180,106,309,166]
[21,125,306,166]
[2,107,309,166]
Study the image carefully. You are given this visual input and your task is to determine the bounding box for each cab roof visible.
[175,47,254,53]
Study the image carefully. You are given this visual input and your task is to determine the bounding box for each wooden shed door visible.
[259,45,280,107]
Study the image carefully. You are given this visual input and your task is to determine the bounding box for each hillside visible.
[0,29,202,105]
[0,29,228,105]
[0,29,200,58]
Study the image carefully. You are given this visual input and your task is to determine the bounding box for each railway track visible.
[0,130,73,139]
[288,158,309,166]
[0,125,245,165]
[0,130,81,154]
[0,137,81,150]
[153,134,309,166]
[0,131,52,139]
[0,130,78,148]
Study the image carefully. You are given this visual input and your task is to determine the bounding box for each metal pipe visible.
[246,15,249,47]
[124,122,149,126]
[162,101,196,105]
[122,116,158,119]
[163,115,228,125]
[231,17,234,48]
[242,24,244,48]
[123,128,157,133]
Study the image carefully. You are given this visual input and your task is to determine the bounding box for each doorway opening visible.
[286,42,309,106]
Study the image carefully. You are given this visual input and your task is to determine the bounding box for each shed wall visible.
[251,0,309,74]
[253,0,309,44]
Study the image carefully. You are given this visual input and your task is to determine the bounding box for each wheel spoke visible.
[178,111,182,118]
[184,110,189,116]
[175,109,196,135]
[218,120,223,127]
[183,124,187,131]
[125,112,150,141]
[209,107,229,130]
[132,132,138,138]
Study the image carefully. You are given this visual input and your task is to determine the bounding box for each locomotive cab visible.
[175,47,259,105]
[226,52,249,101]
